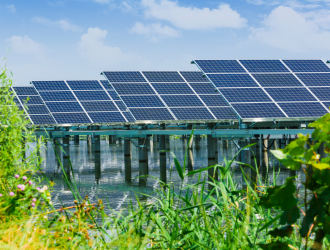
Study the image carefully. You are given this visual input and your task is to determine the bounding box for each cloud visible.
[32,17,82,32]
[94,0,110,3]
[6,4,16,13]
[77,27,136,63]
[130,22,180,41]
[141,0,247,30]
[249,6,330,52]
[6,36,45,58]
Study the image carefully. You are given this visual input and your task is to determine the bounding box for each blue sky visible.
[1,0,330,86]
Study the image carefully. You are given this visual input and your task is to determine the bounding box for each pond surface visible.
[26,136,304,211]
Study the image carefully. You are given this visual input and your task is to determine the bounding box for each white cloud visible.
[77,27,136,63]
[94,0,110,3]
[249,6,330,52]
[6,4,16,13]
[6,36,45,57]
[32,17,82,32]
[141,0,247,30]
[130,22,180,41]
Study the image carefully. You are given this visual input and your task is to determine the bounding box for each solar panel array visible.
[12,87,56,125]
[193,60,330,119]
[102,71,237,121]
[31,80,133,124]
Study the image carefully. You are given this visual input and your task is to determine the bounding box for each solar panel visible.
[322,102,330,110]
[283,60,330,72]
[112,83,155,95]
[161,95,204,107]
[114,101,127,111]
[31,81,69,91]
[143,71,184,82]
[81,101,118,112]
[100,80,113,90]
[179,71,209,82]
[151,83,194,94]
[278,102,328,117]
[309,87,330,101]
[199,95,229,106]
[67,80,104,90]
[103,72,146,82]
[74,91,110,101]
[207,74,258,88]
[253,74,303,87]
[18,96,44,105]
[296,73,330,86]
[240,60,289,73]
[231,103,286,118]
[194,60,245,73]
[52,113,91,124]
[47,102,84,112]
[108,91,118,99]
[209,107,238,119]
[220,88,272,103]
[122,112,135,122]
[39,91,76,102]
[88,112,126,123]
[266,88,317,102]
[129,108,175,120]
[171,108,214,120]
[12,87,37,96]
[188,82,218,94]
[29,115,56,125]
[25,105,49,115]
[120,96,165,107]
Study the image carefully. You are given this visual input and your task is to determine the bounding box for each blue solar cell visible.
[13,96,20,105]
[114,101,127,111]
[179,71,209,82]
[103,71,146,82]
[18,96,44,105]
[122,112,135,122]
[323,102,330,110]
[231,103,286,118]
[88,112,126,123]
[209,107,238,119]
[253,74,303,87]
[151,83,194,94]
[108,91,118,100]
[240,60,289,73]
[194,60,246,73]
[162,95,204,107]
[207,74,258,88]
[13,87,37,96]
[112,83,155,95]
[171,108,214,120]
[29,115,56,124]
[47,102,84,112]
[278,102,328,117]
[266,88,317,102]
[67,80,103,90]
[39,91,76,102]
[199,95,229,106]
[25,105,49,115]
[121,96,165,107]
[74,91,110,101]
[81,101,118,112]
[100,80,113,90]
[32,81,69,91]
[53,113,91,124]
[189,82,218,94]
[283,60,330,72]
[129,108,174,120]
[143,72,184,82]
[296,73,330,86]
[309,87,330,101]
[220,88,272,103]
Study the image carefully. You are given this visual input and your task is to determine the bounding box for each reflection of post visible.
[94,135,101,182]
[159,135,166,183]
[124,139,131,183]
[74,135,79,144]
[62,136,70,180]
[138,137,148,187]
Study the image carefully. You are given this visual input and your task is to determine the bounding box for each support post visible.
[22,136,26,160]
[54,138,62,168]
[74,135,79,144]
[249,138,259,187]
[91,134,95,144]
[62,136,70,180]
[288,135,296,177]
[124,139,131,183]
[240,139,251,188]
[153,135,157,142]
[207,124,218,188]
[159,134,166,183]
[261,135,268,178]
[138,137,148,186]
[36,135,41,166]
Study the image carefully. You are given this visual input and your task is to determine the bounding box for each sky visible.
[1,0,330,86]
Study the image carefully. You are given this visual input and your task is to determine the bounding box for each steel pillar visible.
[240,139,251,187]
[62,136,70,180]
[207,124,218,188]
[159,134,166,183]
[153,135,157,142]
[22,136,26,160]
[261,135,268,178]
[91,134,95,144]
[138,137,148,186]
[249,138,259,187]
[74,135,79,144]
[54,138,62,168]
[124,139,131,183]
[94,135,100,152]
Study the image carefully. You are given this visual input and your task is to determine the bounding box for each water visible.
[27,136,303,212]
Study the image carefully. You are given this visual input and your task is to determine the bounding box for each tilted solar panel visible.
[282,60,330,73]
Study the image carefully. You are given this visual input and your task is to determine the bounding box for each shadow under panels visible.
[11,86,56,125]
[31,80,134,124]
[193,59,330,119]
[102,71,237,121]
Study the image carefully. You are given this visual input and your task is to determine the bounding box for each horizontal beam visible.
[34,128,314,139]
